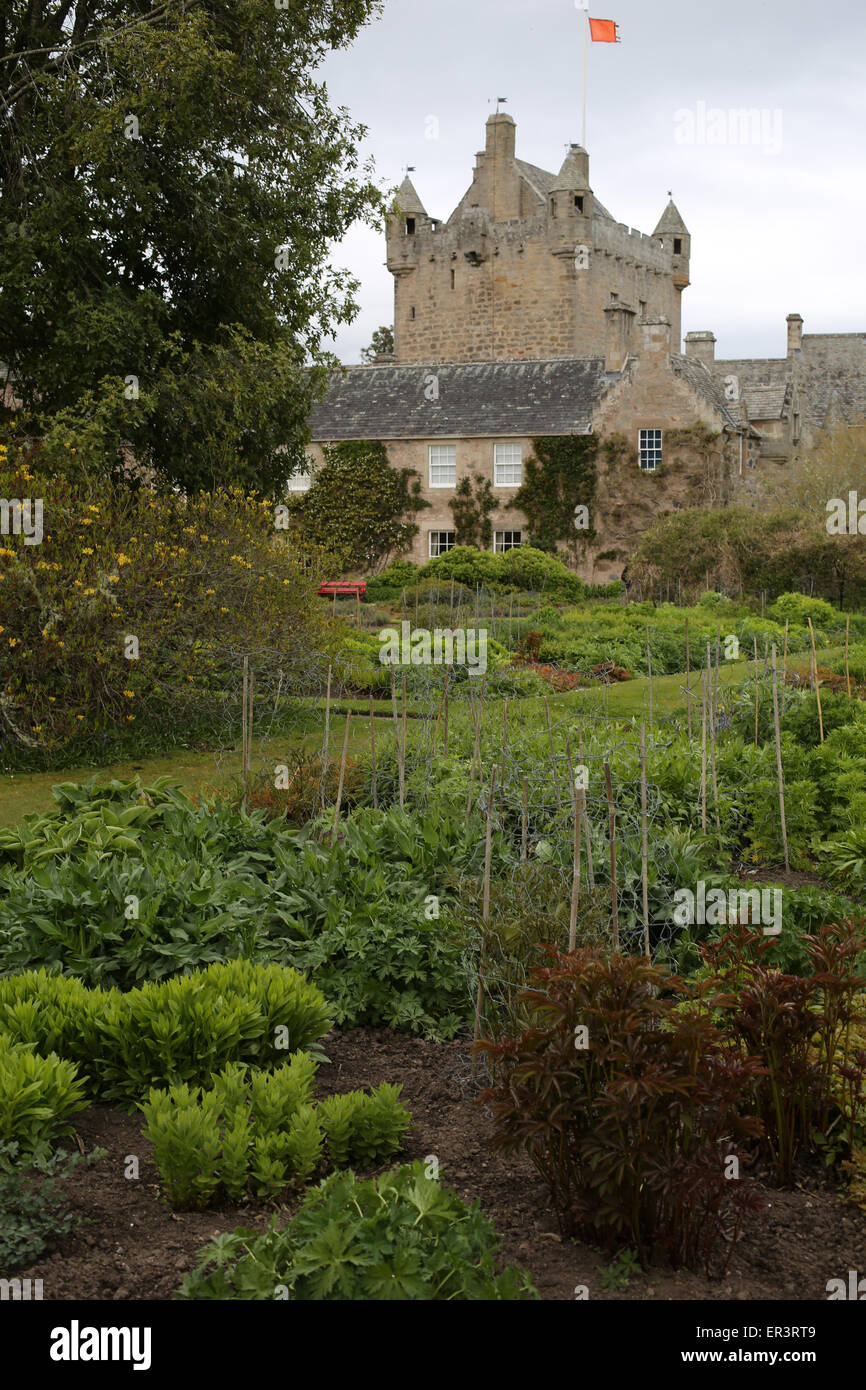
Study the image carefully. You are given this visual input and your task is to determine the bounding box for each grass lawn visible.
[0,649,843,827]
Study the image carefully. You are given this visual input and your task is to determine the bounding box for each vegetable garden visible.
[2,570,866,1302]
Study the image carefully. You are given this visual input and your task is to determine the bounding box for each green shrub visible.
[768,592,837,627]
[0,961,333,1105]
[141,1060,411,1210]
[0,461,330,770]
[176,1162,538,1300]
[0,1036,89,1156]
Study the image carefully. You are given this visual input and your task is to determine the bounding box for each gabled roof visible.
[310,358,613,441]
[514,158,557,200]
[669,354,746,430]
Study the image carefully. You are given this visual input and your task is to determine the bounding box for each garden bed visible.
[18,1028,866,1303]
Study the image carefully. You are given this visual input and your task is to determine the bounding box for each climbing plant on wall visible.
[288,441,429,573]
[509,435,601,563]
[449,473,497,548]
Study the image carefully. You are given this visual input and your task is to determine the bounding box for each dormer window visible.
[574,195,584,212]
[406,217,416,236]
[673,237,682,254]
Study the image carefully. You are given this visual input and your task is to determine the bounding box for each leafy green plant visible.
[176,1162,538,1300]
[600,1248,642,1291]
[0,1141,105,1271]
[0,1035,88,1156]
[0,960,333,1105]
[141,1058,410,1210]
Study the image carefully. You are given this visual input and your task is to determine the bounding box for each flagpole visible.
[582,13,588,147]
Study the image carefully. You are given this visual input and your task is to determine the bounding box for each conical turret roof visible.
[653,199,689,235]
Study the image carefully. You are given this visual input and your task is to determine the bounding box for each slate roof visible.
[310,359,612,440]
[654,200,689,235]
[713,338,866,430]
[799,335,866,430]
[669,354,745,430]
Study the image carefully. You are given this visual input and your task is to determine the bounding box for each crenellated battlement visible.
[386,113,689,365]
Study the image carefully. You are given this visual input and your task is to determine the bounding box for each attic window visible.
[574,195,584,212]
[673,237,682,254]
[550,197,557,217]
[406,217,416,235]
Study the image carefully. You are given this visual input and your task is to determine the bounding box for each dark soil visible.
[16,1027,866,1302]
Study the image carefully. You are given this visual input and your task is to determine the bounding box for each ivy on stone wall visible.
[509,435,602,562]
[449,472,497,548]
[288,440,429,573]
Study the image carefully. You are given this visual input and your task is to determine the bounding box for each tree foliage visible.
[360,326,394,364]
[449,472,497,548]
[288,441,429,572]
[0,0,385,494]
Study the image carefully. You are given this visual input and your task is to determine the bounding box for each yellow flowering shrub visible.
[0,461,332,768]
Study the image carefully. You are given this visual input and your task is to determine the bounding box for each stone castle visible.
[309,113,866,580]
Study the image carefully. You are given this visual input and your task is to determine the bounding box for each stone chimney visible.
[604,302,637,372]
[786,313,804,356]
[638,314,672,360]
[684,330,716,365]
[476,112,519,220]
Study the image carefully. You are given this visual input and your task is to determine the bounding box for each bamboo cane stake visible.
[846,615,851,699]
[685,616,692,741]
[646,623,653,728]
[400,673,407,807]
[331,711,352,843]
[714,623,721,709]
[390,665,400,805]
[781,618,789,719]
[700,668,707,833]
[569,787,584,953]
[247,667,254,782]
[472,766,498,1068]
[603,762,619,951]
[577,726,595,888]
[753,636,760,747]
[807,616,825,744]
[706,642,720,831]
[322,663,332,811]
[640,723,650,960]
[771,644,790,873]
[369,693,378,811]
[543,696,561,810]
[241,655,249,801]
[499,699,509,805]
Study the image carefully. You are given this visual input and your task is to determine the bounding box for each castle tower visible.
[386,115,690,365]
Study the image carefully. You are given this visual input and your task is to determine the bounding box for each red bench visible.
[318,581,367,599]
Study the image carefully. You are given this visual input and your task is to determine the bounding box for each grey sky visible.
[319,0,866,364]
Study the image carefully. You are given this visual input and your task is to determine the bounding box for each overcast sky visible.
[318,0,866,365]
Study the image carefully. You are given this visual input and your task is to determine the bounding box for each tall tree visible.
[0,0,385,494]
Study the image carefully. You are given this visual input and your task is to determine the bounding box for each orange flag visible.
[589,18,619,42]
